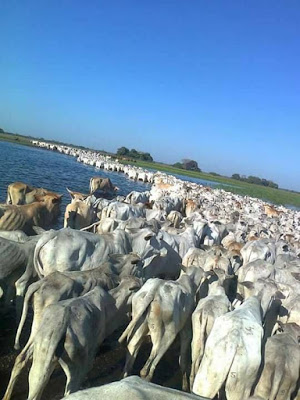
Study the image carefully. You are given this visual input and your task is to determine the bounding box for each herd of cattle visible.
[0,145,300,400]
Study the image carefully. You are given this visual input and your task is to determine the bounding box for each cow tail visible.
[14,281,42,350]
[27,307,70,400]
[119,291,155,344]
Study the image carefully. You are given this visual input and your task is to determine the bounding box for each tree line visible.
[173,159,201,172]
[231,174,278,189]
[116,147,153,162]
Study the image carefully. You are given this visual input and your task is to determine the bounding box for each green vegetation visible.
[231,173,278,189]
[172,159,201,172]
[0,131,33,146]
[216,184,300,208]
[117,146,153,161]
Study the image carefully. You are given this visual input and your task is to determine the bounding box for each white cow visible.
[190,281,231,387]
[254,322,300,400]
[193,296,264,400]
[119,267,204,390]
[64,376,209,400]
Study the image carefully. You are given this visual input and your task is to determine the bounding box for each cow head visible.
[66,187,89,203]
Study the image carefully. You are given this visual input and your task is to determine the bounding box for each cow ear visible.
[66,188,75,199]
[130,253,140,264]
[291,272,300,281]
[52,195,62,204]
[274,291,285,300]
[240,281,254,290]
[272,320,284,335]
[144,233,154,241]
[204,270,216,278]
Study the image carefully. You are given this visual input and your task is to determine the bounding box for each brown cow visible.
[66,188,89,203]
[0,194,62,233]
[89,177,119,194]
[6,182,59,205]
[185,199,199,217]
[264,204,282,218]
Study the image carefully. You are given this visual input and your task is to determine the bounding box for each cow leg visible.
[3,345,33,400]
[140,324,176,382]
[190,315,204,389]
[27,358,57,400]
[123,319,148,378]
[179,320,192,391]
[15,264,33,321]
[59,358,87,396]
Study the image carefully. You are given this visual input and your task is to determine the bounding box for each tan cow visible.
[6,182,58,205]
[66,188,89,203]
[64,189,96,230]
[89,177,119,194]
[264,204,282,218]
[185,199,199,217]
[0,194,62,233]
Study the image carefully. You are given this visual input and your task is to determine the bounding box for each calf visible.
[14,268,119,350]
[0,193,62,233]
[6,182,59,205]
[4,277,141,400]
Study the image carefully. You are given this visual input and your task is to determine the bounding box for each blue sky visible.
[1,1,299,190]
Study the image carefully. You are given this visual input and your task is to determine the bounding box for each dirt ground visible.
[0,309,184,400]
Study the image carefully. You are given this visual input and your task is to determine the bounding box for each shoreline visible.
[1,135,300,208]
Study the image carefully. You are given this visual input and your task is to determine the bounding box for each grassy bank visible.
[0,132,34,146]
[120,159,300,208]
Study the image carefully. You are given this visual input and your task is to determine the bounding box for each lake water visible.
[1,142,298,220]
[0,141,151,228]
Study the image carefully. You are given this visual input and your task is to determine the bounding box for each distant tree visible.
[128,148,139,157]
[117,146,153,161]
[268,181,278,189]
[209,172,220,176]
[248,176,262,185]
[117,146,129,156]
[0,128,4,133]
[173,162,184,169]
[231,173,278,189]
[139,152,153,161]
[181,159,201,171]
